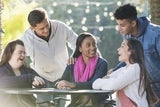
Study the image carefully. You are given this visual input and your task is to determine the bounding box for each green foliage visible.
[2,0,147,69]
[2,0,37,47]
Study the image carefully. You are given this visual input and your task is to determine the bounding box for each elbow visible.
[92,78,102,89]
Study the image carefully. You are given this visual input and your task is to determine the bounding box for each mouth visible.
[19,58,24,62]
[90,50,96,55]
[118,52,121,57]
[119,31,124,34]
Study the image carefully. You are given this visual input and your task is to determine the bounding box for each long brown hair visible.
[0,40,26,67]
[127,38,157,105]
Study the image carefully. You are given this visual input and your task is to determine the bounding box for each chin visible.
[118,57,122,62]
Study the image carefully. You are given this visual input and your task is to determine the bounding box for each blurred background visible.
[1,0,159,69]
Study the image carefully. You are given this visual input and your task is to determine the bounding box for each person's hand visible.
[32,76,45,86]
[107,68,113,75]
[103,75,110,79]
[67,57,76,65]
[56,80,75,89]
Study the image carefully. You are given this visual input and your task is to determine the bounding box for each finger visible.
[32,81,39,86]
[34,77,45,85]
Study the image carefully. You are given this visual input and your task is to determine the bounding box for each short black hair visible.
[114,4,137,21]
[28,8,47,27]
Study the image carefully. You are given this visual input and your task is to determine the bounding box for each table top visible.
[0,88,113,95]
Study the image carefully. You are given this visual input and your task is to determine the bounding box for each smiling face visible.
[116,19,136,36]
[79,36,97,63]
[117,40,131,65]
[31,18,50,38]
[9,44,26,68]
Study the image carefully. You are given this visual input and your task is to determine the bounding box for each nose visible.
[117,48,120,52]
[117,26,122,31]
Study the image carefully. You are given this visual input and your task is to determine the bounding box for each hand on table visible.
[56,80,75,89]
[32,76,45,86]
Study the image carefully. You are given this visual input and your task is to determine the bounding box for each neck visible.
[82,56,89,64]
[125,61,131,67]
[131,23,138,37]
[9,61,19,71]
[9,63,21,76]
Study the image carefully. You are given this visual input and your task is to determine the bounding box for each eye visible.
[86,44,90,47]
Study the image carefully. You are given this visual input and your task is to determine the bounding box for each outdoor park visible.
[2,0,159,68]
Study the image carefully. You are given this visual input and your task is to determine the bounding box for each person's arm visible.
[56,65,74,89]
[64,23,78,51]
[93,64,140,90]
[60,65,73,81]
[0,67,45,88]
[0,73,34,88]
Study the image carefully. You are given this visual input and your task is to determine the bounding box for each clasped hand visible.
[56,80,75,89]
[32,76,45,86]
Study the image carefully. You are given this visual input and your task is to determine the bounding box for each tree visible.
[2,0,37,48]
[2,0,148,69]
[0,0,4,54]
[150,0,160,25]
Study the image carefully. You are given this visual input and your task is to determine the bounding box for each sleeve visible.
[75,60,108,89]
[20,30,34,57]
[0,67,38,88]
[108,67,122,78]
[93,64,140,90]
[60,65,73,81]
[0,74,33,88]
[65,24,78,51]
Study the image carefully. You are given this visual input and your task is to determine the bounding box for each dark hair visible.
[0,39,24,66]
[73,32,97,58]
[28,8,48,27]
[126,38,157,105]
[114,4,137,21]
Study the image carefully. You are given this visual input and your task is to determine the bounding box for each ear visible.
[30,26,35,31]
[79,47,82,52]
[131,20,136,27]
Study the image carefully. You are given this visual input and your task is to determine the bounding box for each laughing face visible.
[79,36,97,63]
[117,40,131,65]
[31,18,50,38]
[9,44,26,68]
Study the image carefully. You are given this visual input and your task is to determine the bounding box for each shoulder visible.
[65,64,74,71]
[50,20,69,28]
[128,63,140,73]
[148,23,160,30]
[21,28,33,38]
[146,20,160,34]
[128,63,139,68]
[95,58,108,70]
[0,63,12,74]
[97,57,108,65]
[20,29,34,44]
[21,66,38,75]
